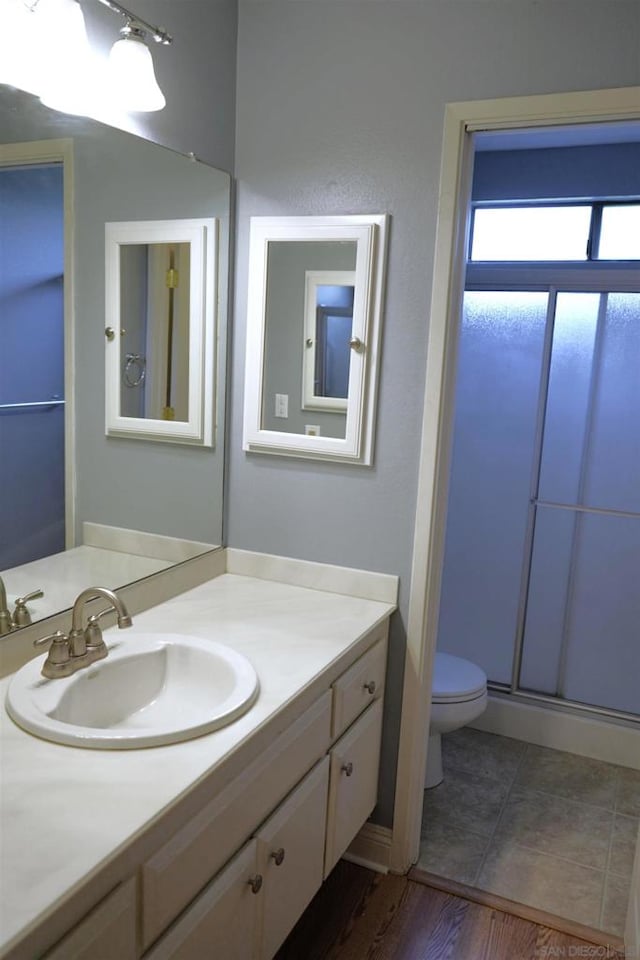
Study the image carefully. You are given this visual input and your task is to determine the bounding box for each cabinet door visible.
[44,879,137,960]
[145,841,260,960]
[256,757,329,960]
[324,697,383,878]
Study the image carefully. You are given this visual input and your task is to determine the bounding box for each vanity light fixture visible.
[1,0,171,116]
[99,0,171,112]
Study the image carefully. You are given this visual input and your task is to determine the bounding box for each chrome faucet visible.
[34,586,132,679]
[0,577,45,634]
[0,577,11,636]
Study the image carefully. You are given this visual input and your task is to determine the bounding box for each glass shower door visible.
[520,291,640,716]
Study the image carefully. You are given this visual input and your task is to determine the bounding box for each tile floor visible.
[418,728,640,935]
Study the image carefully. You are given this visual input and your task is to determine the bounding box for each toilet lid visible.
[432,652,487,703]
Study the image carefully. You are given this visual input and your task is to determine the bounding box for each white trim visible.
[343,822,392,874]
[225,548,399,605]
[0,138,76,550]
[302,270,354,413]
[242,215,388,465]
[391,87,640,877]
[472,694,640,771]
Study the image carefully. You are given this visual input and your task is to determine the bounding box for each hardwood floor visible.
[276,861,624,959]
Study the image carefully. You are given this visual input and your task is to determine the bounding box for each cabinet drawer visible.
[331,630,387,740]
[44,879,137,960]
[142,691,331,949]
[145,841,260,960]
[256,757,329,959]
[324,697,384,878]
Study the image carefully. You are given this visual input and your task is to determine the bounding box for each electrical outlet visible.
[275,394,288,418]
[305,425,321,436]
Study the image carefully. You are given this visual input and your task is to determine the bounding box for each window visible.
[470,202,640,262]
[598,204,640,260]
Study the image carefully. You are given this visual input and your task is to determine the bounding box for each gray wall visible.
[229,1,640,826]
[81,0,238,172]
[73,129,230,544]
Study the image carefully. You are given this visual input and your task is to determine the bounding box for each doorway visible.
[0,162,64,569]
[391,86,640,954]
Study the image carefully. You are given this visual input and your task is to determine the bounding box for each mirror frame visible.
[243,214,388,464]
[105,217,217,446]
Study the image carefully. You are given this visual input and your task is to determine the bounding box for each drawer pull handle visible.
[248,874,263,894]
[270,847,286,866]
[363,680,377,695]
[341,761,354,777]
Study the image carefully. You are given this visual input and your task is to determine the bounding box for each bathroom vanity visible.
[0,558,396,959]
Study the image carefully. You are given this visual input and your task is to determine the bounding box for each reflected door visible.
[0,164,65,569]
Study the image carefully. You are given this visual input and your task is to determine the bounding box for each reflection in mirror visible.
[303,271,355,414]
[119,242,191,423]
[261,241,357,439]
[0,86,230,635]
[106,217,216,445]
[244,215,388,464]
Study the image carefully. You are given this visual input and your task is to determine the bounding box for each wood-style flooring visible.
[276,861,624,960]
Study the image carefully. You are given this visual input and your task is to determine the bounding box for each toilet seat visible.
[432,652,486,704]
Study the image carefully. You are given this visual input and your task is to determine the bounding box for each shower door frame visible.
[0,139,76,550]
[464,267,640,722]
[390,85,640,880]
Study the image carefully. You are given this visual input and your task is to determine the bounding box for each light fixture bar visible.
[95,0,172,44]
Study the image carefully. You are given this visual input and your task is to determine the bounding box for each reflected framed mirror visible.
[243,215,388,464]
[105,218,217,445]
[0,85,230,636]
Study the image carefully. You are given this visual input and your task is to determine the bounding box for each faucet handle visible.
[84,607,113,659]
[13,590,44,627]
[34,631,71,666]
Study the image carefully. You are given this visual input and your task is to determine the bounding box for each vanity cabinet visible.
[36,621,388,960]
[146,759,330,960]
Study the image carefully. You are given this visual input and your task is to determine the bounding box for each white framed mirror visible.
[243,214,388,464]
[105,217,217,446]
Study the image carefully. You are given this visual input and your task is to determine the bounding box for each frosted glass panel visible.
[471,206,591,261]
[437,291,548,683]
[520,507,575,695]
[538,293,599,504]
[562,513,640,715]
[598,204,640,259]
[583,292,640,514]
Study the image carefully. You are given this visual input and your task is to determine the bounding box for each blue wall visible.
[0,164,65,569]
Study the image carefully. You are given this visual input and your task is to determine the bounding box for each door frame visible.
[390,86,640,878]
[0,138,76,549]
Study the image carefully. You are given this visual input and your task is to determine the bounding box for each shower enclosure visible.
[437,279,640,721]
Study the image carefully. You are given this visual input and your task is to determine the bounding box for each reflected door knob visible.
[270,847,285,866]
[248,874,263,894]
[341,762,354,777]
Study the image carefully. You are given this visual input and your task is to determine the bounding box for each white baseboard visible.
[343,822,392,874]
[472,694,640,771]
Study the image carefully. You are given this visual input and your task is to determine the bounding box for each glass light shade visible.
[108,36,166,112]
[37,0,103,116]
[0,0,47,95]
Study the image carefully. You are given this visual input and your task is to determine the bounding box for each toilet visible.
[425,652,488,789]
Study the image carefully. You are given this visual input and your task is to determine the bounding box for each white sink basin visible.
[6,633,259,749]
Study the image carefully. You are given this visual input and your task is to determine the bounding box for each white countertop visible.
[0,572,394,957]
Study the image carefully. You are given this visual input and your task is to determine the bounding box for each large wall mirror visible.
[0,86,230,634]
[243,215,388,464]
